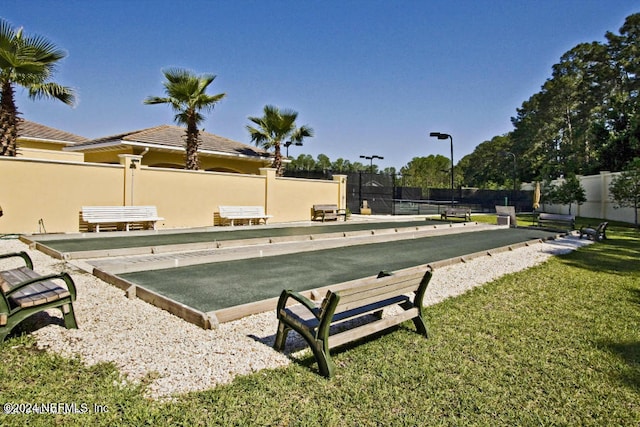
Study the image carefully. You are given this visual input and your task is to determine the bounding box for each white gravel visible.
[0,234,591,399]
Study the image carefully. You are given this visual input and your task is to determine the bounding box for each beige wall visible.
[268,174,345,222]
[0,156,346,234]
[534,171,636,223]
[0,158,123,233]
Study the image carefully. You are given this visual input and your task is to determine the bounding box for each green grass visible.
[1,228,639,426]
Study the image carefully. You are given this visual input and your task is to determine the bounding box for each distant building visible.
[16,120,88,162]
[16,120,274,174]
[64,125,273,173]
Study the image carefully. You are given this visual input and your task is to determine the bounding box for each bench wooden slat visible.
[283,294,410,329]
[336,271,425,299]
[330,307,419,349]
[335,277,425,313]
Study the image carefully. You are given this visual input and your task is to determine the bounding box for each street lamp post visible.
[359,155,383,214]
[500,151,517,204]
[429,132,454,206]
[359,155,384,174]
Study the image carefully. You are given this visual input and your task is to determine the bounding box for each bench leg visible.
[61,303,78,330]
[400,301,429,338]
[412,315,429,338]
[274,321,290,351]
[311,341,336,378]
[274,320,336,378]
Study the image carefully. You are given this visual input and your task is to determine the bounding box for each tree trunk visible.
[272,143,283,176]
[184,121,200,170]
[0,82,20,157]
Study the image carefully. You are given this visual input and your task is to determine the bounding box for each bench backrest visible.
[219,205,266,217]
[313,204,338,212]
[322,268,432,316]
[82,206,159,221]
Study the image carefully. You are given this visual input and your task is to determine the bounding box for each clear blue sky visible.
[3,1,638,170]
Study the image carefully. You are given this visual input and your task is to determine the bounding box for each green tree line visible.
[457,13,640,189]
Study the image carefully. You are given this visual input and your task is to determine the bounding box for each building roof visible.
[65,125,271,159]
[18,120,89,145]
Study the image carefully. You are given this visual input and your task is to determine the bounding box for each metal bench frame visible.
[274,267,432,378]
[579,222,608,242]
[0,252,78,341]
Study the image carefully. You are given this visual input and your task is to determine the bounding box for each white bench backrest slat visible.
[219,206,267,217]
[82,206,160,222]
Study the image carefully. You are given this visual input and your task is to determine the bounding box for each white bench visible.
[218,205,273,226]
[81,206,164,232]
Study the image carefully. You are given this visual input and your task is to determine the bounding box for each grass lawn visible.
[0,222,638,426]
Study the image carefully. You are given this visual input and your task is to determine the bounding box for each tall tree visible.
[457,134,514,188]
[399,155,451,195]
[246,105,313,176]
[509,14,640,180]
[0,18,76,156]
[144,68,226,170]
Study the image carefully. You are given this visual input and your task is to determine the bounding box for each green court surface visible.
[39,220,440,252]
[120,228,558,313]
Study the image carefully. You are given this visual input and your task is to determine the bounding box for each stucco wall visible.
[0,157,345,234]
[536,171,636,223]
[0,157,123,233]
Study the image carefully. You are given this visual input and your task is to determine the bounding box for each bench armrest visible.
[4,272,77,301]
[0,252,33,270]
[276,289,320,320]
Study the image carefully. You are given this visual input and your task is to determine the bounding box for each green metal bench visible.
[274,266,433,378]
[0,252,78,341]
[579,222,608,242]
[536,212,575,230]
[441,208,471,221]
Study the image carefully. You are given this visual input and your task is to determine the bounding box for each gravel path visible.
[0,234,591,399]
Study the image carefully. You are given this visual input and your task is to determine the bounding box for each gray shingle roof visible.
[18,120,89,144]
[68,125,271,158]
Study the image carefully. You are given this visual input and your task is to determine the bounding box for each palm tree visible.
[246,105,314,176]
[0,19,76,156]
[144,68,226,170]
